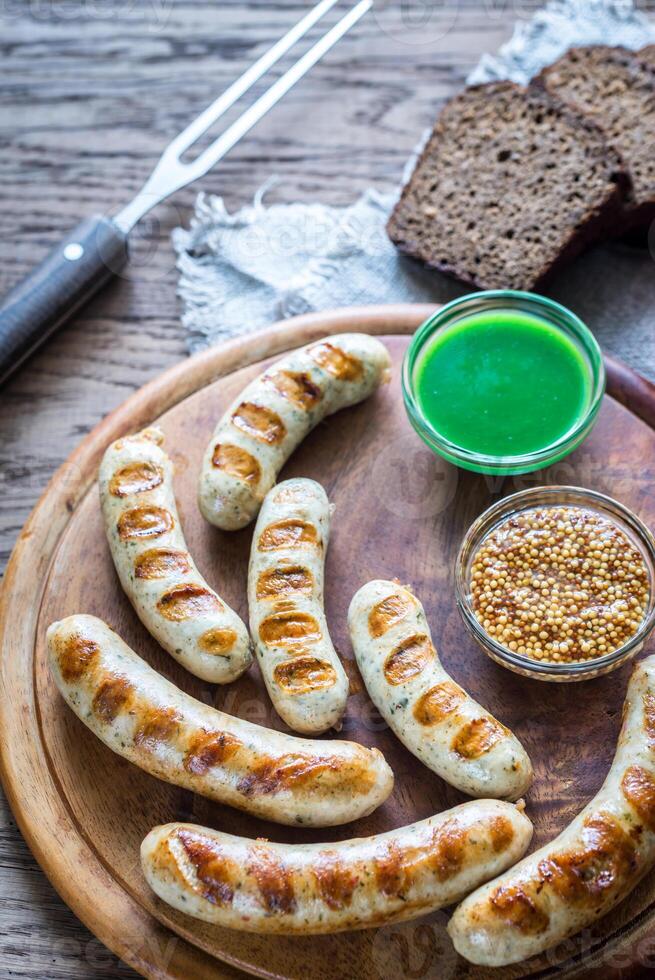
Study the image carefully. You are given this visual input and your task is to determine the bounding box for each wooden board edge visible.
[2,302,655,980]
[604,354,655,431]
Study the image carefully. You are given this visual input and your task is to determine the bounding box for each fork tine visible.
[167,0,344,157]
[114,0,372,232]
[182,0,372,184]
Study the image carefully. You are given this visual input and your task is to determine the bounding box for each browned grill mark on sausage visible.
[273,656,337,695]
[109,461,164,497]
[92,675,133,723]
[427,820,468,882]
[375,840,406,897]
[157,584,224,621]
[150,838,191,893]
[377,822,469,895]
[313,853,359,910]
[489,883,550,935]
[413,681,466,725]
[538,812,637,905]
[383,634,435,686]
[259,611,322,647]
[256,565,313,600]
[56,633,100,682]
[198,627,238,656]
[622,764,655,830]
[452,717,507,759]
[643,693,655,749]
[237,753,338,796]
[232,402,287,445]
[308,342,363,381]
[265,370,322,410]
[490,816,516,854]
[183,729,242,775]
[237,752,373,798]
[118,506,174,540]
[211,443,261,486]
[177,830,236,907]
[369,592,414,637]
[258,519,319,551]
[134,706,181,751]
[134,548,191,579]
[248,845,296,914]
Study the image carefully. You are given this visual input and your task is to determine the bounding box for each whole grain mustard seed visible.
[470,506,650,663]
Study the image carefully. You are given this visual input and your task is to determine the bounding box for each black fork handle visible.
[0,216,129,385]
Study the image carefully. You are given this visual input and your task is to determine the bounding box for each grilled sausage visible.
[47,615,393,827]
[141,800,533,933]
[448,654,655,966]
[198,333,391,531]
[248,478,348,734]
[99,427,251,684]
[348,581,533,801]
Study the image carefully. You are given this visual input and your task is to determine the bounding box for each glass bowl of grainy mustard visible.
[456,487,655,681]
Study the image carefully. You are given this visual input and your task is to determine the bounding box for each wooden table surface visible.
[2,2,655,977]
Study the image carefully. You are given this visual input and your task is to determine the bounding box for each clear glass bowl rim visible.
[402,290,606,471]
[455,485,655,678]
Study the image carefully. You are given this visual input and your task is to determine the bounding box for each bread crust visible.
[535,45,655,233]
[387,80,628,291]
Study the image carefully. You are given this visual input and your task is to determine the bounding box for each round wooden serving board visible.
[4,304,655,980]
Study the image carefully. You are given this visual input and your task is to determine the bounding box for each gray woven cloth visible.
[173,183,451,354]
[173,0,655,357]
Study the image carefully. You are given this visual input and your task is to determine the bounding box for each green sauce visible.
[414,309,591,457]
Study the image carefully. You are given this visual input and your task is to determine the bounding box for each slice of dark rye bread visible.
[536,46,655,230]
[386,81,627,291]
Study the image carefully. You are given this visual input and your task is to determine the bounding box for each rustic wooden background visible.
[2,1,655,976]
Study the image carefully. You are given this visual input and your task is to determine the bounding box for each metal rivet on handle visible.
[63,243,84,261]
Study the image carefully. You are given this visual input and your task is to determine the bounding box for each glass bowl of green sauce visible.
[402,290,605,475]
